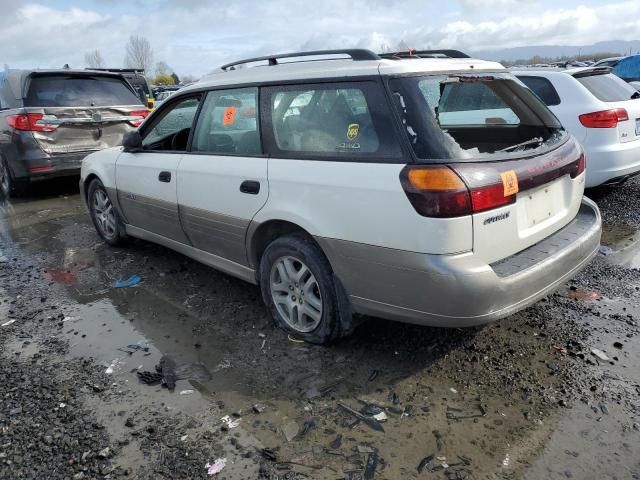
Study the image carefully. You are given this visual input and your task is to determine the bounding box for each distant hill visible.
[472,40,640,62]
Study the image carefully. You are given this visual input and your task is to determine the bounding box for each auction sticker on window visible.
[500,170,519,196]
[223,107,236,126]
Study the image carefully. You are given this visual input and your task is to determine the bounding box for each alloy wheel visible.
[270,255,323,333]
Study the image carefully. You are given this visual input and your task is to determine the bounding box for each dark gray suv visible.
[0,69,149,195]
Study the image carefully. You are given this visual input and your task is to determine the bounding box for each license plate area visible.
[521,180,563,228]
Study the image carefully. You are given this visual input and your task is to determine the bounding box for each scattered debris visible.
[329,434,343,449]
[137,371,163,385]
[261,448,277,461]
[590,348,610,362]
[613,341,623,350]
[205,458,227,476]
[220,415,241,429]
[179,389,194,395]
[112,275,142,288]
[367,370,379,382]
[373,411,388,422]
[157,356,177,390]
[105,358,120,375]
[417,454,434,473]
[1,319,16,327]
[566,287,600,301]
[502,453,511,468]
[282,420,299,442]
[337,401,384,432]
[252,403,266,414]
[449,387,458,394]
[287,334,304,343]
[363,449,379,479]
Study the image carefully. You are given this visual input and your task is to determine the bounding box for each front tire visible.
[88,179,127,246]
[259,234,351,345]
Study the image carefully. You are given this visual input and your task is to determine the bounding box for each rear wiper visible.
[498,137,544,152]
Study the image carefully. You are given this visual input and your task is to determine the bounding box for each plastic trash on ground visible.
[205,458,227,476]
[112,275,142,288]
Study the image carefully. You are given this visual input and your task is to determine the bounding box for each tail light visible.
[5,113,58,132]
[128,110,150,127]
[401,166,516,218]
[401,144,585,218]
[579,108,628,128]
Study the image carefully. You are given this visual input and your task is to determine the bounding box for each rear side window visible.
[265,82,401,160]
[576,73,639,102]
[192,87,261,155]
[25,75,143,107]
[518,76,561,106]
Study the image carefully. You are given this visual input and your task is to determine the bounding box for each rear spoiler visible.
[571,67,613,78]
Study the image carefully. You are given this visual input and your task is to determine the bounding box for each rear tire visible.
[88,179,127,246]
[259,233,352,345]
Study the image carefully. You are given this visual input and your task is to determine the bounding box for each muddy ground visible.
[0,178,639,480]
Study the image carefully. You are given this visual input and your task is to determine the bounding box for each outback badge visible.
[347,123,359,140]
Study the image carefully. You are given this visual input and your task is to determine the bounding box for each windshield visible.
[389,73,565,162]
[576,73,640,102]
[25,75,142,107]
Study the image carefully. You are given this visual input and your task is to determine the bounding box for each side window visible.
[192,87,261,155]
[142,96,201,151]
[518,76,561,106]
[268,83,400,159]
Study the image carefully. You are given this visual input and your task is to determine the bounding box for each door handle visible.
[240,180,260,195]
[158,171,171,183]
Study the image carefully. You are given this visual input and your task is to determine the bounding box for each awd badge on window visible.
[347,123,359,140]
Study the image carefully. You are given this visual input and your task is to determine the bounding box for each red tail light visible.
[400,166,515,218]
[129,110,150,127]
[579,108,628,128]
[401,142,585,218]
[5,113,57,132]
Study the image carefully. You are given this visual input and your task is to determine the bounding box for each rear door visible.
[177,87,267,265]
[23,74,148,156]
[116,94,201,242]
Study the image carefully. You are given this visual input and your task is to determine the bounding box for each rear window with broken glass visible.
[389,73,565,162]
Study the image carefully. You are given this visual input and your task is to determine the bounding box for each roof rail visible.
[379,49,471,60]
[220,49,380,71]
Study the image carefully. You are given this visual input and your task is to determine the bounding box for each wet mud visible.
[0,178,639,479]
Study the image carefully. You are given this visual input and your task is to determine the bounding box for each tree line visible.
[84,36,198,85]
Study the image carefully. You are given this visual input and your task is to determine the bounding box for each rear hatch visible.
[22,73,148,155]
[390,72,585,263]
[572,70,640,144]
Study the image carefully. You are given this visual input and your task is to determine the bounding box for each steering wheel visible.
[171,128,191,151]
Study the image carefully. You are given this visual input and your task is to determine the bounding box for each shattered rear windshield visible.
[389,73,565,162]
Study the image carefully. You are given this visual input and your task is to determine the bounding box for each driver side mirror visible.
[122,131,143,152]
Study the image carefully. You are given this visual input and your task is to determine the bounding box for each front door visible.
[116,95,201,243]
[177,87,267,265]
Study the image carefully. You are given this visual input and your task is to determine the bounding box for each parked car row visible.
[81,49,602,344]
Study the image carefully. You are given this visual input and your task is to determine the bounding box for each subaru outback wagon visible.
[0,69,149,195]
[80,49,602,344]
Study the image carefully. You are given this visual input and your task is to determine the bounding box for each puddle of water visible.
[600,222,640,268]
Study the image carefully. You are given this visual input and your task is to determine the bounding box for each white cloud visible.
[0,1,638,76]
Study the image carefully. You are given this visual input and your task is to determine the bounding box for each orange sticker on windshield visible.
[500,170,519,196]
[223,106,236,126]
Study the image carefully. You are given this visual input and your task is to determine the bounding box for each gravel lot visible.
[0,178,639,479]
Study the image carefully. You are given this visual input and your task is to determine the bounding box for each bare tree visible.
[84,49,105,69]
[124,35,153,74]
[154,61,172,77]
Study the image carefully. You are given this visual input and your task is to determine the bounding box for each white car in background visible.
[515,68,640,187]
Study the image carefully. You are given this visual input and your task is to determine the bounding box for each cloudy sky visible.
[1,0,639,77]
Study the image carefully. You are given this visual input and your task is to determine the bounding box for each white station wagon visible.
[81,49,602,344]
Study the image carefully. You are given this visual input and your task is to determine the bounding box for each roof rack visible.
[220,49,380,71]
[379,49,470,60]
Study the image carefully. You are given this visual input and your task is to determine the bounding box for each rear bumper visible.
[317,198,601,327]
[585,140,640,187]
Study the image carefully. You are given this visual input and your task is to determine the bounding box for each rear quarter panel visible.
[256,159,473,255]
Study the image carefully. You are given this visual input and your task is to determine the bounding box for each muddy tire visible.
[0,157,28,198]
[88,179,127,246]
[259,233,352,345]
